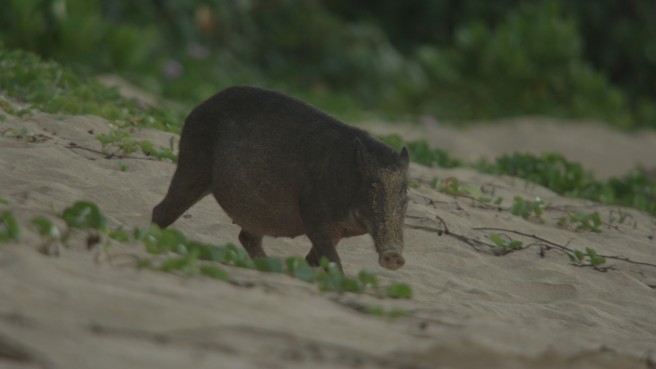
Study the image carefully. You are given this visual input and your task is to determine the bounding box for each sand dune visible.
[365,117,656,179]
[1,102,655,369]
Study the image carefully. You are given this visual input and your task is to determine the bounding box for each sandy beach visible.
[1,99,655,369]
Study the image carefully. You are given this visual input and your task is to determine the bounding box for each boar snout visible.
[378,249,405,270]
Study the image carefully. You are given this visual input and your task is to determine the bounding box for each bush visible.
[476,152,656,215]
[413,2,631,125]
[1,0,654,128]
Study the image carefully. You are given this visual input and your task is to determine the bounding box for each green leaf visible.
[285,256,304,272]
[508,240,524,249]
[319,256,331,269]
[386,282,413,299]
[318,256,342,275]
[511,196,526,217]
[135,225,166,254]
[253,257,284,273]
[590,256,606,266]
[364,306,385,316]
[108,227,130,242]
[160,256,189,272]
[340,277,364,293]
[556,217,567,227]
[138,140,156,155]
[224,243,253,268]
[466,186,482,198]
[590,212,602,232]
[95,133,113,145]
[159,228,188,253]
[319,273,344,292]
[0,211,21,242]
[31,216,59,238]
[286,257,315,282]
[489,233,506,247]
[199,265,229,281]
[511,196,544,220]
[134,225,160,241]
[357,270,378,288]
[478,196,491,203]
[160,249,198,275]
[61,201,107,231]
[187,241,227,262]
[574,250,585,262]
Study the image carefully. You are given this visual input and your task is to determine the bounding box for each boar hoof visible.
[379,251,405,270]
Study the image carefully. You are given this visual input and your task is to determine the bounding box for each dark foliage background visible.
[1,0,655,127]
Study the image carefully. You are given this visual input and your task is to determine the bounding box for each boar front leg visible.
[305,232,342,270]
[299,194,343,270]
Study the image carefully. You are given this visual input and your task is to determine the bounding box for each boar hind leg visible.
[305,234,342,270]
[238,229,266,260]
[152,165,210,228]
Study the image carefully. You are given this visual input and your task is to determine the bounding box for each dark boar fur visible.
[152,86,409,270]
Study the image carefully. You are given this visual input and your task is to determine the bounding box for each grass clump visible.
[488,234,524,252]
[8,200,413,299]
[386,132,655,216]
[477,153,589,195]
[134,224,413,298]
[382,133,655,216]
[31,216,61,249]
[557,211,603,233]
[433,177,470,197]
[429,177,503,205]
[378,134,462,168]
[0,47,181,162]
[3,1,654,128]
[61,200,108,231]
[511,196,546,222]
[96,129,178,162]
[569,247,606,267]
[477,153,656,216]
[0,47,180,131]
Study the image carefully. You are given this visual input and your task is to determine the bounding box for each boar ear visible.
[400,146,409,166]
[354,138,367,168]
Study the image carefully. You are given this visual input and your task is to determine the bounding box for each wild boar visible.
[152,86,409,270]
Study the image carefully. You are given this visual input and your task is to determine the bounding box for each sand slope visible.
[1,102,655,369]
[365,117,656,179]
